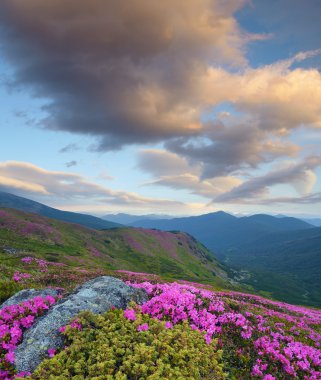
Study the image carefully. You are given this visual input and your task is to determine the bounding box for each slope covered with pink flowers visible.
[1,270,321,379]
[127,277,321,379]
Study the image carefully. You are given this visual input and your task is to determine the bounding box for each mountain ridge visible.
[130,211,313,253]
[0,207,233,288]
[0,192,121,230]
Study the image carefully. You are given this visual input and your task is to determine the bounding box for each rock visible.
[14,276,148,373]
[2,246,20,255]
[0,288,61,310]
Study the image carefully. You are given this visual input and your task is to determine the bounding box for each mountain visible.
[0,207,234,288]
[302,217,321,227]
[221,225,321,306]
[102,213,173,225]
[0,192,121,230]
[130,211,321,306]
[131,211,313,253]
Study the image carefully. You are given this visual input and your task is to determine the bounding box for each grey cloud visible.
[166,120,299,178]
[65,160,77,168]
[137,149,199,177]
[148,174,241,199]
[59,144,79,154]
[224,192,321,206]
[2,0,320,191]
[138,149,241,198]
[258,192,321,205]
[215,156,321,203]
[0,0,246,150]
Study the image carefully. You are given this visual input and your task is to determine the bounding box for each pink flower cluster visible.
[127,280,321,379]
[0,214,61,244]
[115,270,160,284]
[137,323,149,332]
[86,245,103,258]
[12,273,31,283]
[124,309,136,321]
[20,257,66,274]
[0,295,56,379]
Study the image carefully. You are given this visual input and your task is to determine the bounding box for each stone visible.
[14,276,148,373]
[0,288,61,310]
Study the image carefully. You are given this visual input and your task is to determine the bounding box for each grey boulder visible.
[14,276,148,373]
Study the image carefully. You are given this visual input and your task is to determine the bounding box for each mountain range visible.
[0,191,120,230]
[102,213,172,225]
[130,211,313,252]
[129,212,321,306]
[1,192,321,306]
[302,218,321,227]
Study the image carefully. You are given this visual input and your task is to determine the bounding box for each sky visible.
[0,0,321,217]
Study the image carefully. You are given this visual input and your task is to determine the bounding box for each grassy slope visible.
[0,207,234,290]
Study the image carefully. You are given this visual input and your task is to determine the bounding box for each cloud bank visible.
[0,0,246,149]
[0,161,194,213]
[1,0,320,208]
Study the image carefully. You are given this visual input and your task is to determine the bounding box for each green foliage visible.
[30,309,226,380]
[0,279,23,303]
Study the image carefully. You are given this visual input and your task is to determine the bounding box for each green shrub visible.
[0,279,23,303]
[30,308,226,379]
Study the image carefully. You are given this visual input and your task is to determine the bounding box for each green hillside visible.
[223,226,321,307]
[0,207,234,292]
[0,192,121,230]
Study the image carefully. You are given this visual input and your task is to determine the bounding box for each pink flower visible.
[204,334,212,345]
[124,309,136,321]
[137,323,149,332]
[47,348,56,358]
[21,257,34,264]
[70,319,82,330]
[12,271,31,282]
[165,321,173,329]
[16,372,32,378]
[45,295,56,306]
[252,364,263,377]
[20,315,35,328]
[5,351,15,363]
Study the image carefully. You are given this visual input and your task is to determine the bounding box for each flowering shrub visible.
[0,295,57,379]
[2,267,321,379]
[29,309,226,379]
[128,281,321,379]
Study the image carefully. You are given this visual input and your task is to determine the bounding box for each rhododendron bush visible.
[1,271,321,379]
[0,295,57,379]
[128,280,321,379]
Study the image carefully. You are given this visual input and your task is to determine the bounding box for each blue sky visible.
[0,0,321,216]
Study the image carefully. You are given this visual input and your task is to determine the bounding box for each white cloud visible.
[0,161,202,213]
